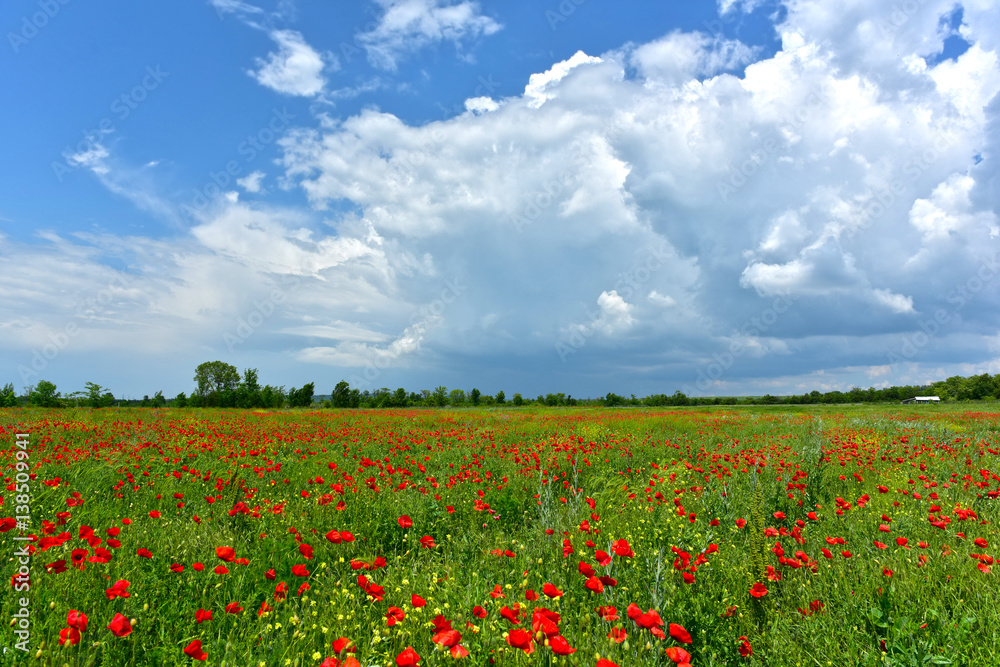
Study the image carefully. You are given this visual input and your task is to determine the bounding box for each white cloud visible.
[358,0,501,71]
[248,30,332,97]
[523,51,602,108]
[237,170,266,193]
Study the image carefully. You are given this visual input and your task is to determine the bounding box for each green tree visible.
[289,382,315,408]
[512,393,524,407]
[432,386,449,407]
[470,388,481,405]
[332,380,352,408]
[84,382,107,408]
[174,391,188,408]
[29,380,61,407]
[449,389,466,406]
[193,361,240,406]
[237,368,263,408]
[152,391,166,407]
[494,390,505,405]
[0,383,17,407]
[392,388,409,407]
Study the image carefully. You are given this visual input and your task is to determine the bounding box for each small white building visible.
[901,396,940,404]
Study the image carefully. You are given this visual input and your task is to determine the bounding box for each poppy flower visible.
[738,636,752,657]
[419,535,436,549]
[896,537,909,548]
[612,539,634,558]
[192,562,205,572]
[666,646,692,663]
[216,546,236,562]
[597,660,621,667]
[975,537,989,548]
[136,548,152,559]
[525,589,539,601]
[669,623,692,644]
[736,518,747,528]
[490,584,505,599]
[411,594,426,607]
[395,646,420,666]
[506,628,535,654]
[432,629,461,648]
[398,516,413,529]
[585,576,605,593]
[67,610,88,632]
[107,613,132,637]
[542,582,563,598]
[332,637,356,655]
[170,563,185,574]
[195,609,212,624]
[105,579,131,599]
[749,582,768,598]
[214,565,229,575]
[59,627,81,646]
[386,607,406,626]
[292,564,310,577]
[184,639,208,661]
[550,635,576,655]
[299,544,314,559]
[472,605,487,619]
[148,510,161,518]
[225,602,243,615]
[608,627,627,643]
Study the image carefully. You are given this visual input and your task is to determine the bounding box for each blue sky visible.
[1,0,998,400]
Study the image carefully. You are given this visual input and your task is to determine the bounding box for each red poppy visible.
[585,576,605,593]
[195,609,212,624]
[490,584,505,599]
[225,602,243,615]
[472,605,487,618]
[542,582,563,598]
[749,582,768,598]
[59,627,81,646]
[419,535,436,549]
[395,646,420,666]
[738,636,752,657]
[612,539,634,558]
[148,510,161,518]
[107,613,132,638]
[397,516,413,529]
[67,610,88,632]
[216,546,236,562]
[184,639,208,661]
[192,562,205,572]
[597,660,621,667]
[169,563,184,574]
[299,544,314,559]
[386,607,405,626]
[136,548,152,559]
[669,623,692,644]
[105,579,131,599]
[214,565,229,575]
[525,589,539,601]
[608,627,627,643]
[292,564,310,577]
[666,646,692,663]
[550,635,576,655]
[506,628,535,654]
[411,594,426,607]
[975,537,989,548]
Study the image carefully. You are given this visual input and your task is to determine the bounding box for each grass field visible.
[2,406,998,666]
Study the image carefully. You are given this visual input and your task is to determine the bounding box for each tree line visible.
[4,362,1000,409]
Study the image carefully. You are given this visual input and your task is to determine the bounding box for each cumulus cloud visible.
[248,30,333,97]
[358,0,501,71]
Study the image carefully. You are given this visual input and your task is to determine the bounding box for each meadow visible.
[1,405,998,666]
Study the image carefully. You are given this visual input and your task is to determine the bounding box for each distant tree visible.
[494,390,505,405]
[0,383,17,407]
[393,388,409,407]
[260,385,285,408]
[332,380,352,408]
[470,388,481,406]
[512,393,524,407]
[449,389,466,406]
[289,382,315,408]
[29,380,61,407]
[173,391,188,408]
[152,391,166,408]
[194,361,240,406]
[100,392,116,408]
[141,395,151,407]
[603,392,624,407]
[237,368,263,408]
[84,382,107,408]
[432,386,448,407]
